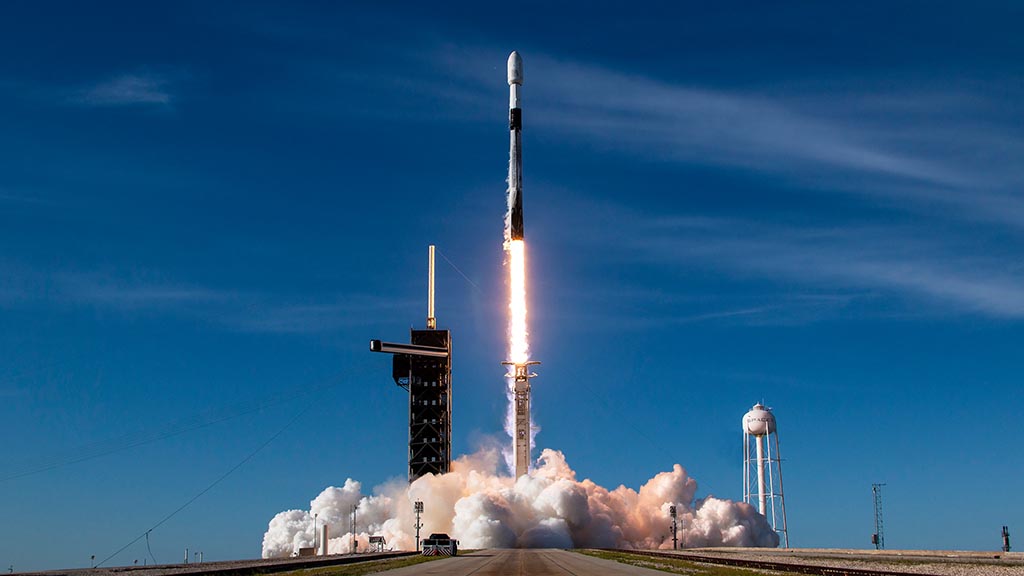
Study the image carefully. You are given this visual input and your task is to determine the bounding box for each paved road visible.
[374,549,667,576]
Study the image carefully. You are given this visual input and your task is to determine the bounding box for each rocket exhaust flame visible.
[504,240,538,477]
[507,240,529,365]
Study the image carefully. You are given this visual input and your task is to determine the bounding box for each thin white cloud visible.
[73,73,172,106]
[56,273,224,308]
[619,214,1024,318]
[0,265,415,334]
[531,65,965,189]
[0,187,50,205]
[430,50,1024,231]
[226,295,418,334]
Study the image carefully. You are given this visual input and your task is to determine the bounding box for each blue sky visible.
[2,0,1022,570]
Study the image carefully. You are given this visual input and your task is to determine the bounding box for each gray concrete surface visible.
[374,549,668,576]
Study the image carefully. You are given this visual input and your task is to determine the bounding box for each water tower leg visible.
[756,435,767,515]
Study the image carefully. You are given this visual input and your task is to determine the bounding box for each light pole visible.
[414,501,424,552]
[351,505,358,554]
[669,505,678,550]
[314,513,318,554]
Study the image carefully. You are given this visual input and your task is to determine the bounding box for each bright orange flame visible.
[507,239,529,364]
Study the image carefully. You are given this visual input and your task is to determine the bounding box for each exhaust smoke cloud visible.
[261,447,779,556]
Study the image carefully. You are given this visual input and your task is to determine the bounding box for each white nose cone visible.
[507,51,523,85]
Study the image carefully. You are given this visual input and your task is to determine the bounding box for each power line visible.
[96,402,314,568]
[436,248,482,294]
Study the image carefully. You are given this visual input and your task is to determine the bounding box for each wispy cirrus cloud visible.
[414,49,1024,319]
[533,67,961,186]
[0,188,50,205]
[429,50,1024,230]
[72,73,173,106]
[593,209,1024,319]
[57,273,223,308]
[225,295,419,334]
[58,273,412,333]
[0,265,412,334]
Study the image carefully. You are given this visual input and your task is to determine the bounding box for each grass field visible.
[276,554,444,576]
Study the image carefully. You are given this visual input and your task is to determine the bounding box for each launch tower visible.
[370,246,452,481]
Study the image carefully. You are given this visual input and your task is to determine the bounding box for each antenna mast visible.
[872,483,886,550]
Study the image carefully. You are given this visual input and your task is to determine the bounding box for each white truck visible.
[420,533,458,556]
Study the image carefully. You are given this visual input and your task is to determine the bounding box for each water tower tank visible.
[743,403,776,437]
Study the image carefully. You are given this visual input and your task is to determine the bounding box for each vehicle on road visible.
[421,533,458,556]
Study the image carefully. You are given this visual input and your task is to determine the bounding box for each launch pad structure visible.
[370,246,452,481]
[502,360,539,478]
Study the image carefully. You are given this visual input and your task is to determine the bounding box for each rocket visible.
[508,51,524,240]
[503,51,539,479]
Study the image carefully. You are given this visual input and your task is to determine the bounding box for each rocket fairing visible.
[508,51,525,241]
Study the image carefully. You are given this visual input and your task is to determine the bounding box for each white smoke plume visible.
[261,447,778,557]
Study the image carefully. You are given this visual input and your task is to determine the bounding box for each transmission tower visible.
[871,483,886,550]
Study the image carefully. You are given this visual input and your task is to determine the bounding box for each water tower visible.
[743,403,789,547]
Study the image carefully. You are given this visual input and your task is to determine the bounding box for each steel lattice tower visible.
[872,483,886,550]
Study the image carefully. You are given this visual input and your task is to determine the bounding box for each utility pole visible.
[670,505,678,550]
[871,483,886,550]
[414,501,424,552]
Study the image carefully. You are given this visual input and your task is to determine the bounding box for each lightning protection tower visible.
[743,403,789,548]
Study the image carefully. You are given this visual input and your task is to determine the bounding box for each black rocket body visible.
[508,51,524,241]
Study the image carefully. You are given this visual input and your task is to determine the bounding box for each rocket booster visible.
[508,51,524,241]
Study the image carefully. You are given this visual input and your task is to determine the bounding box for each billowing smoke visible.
[261,447,778,557]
